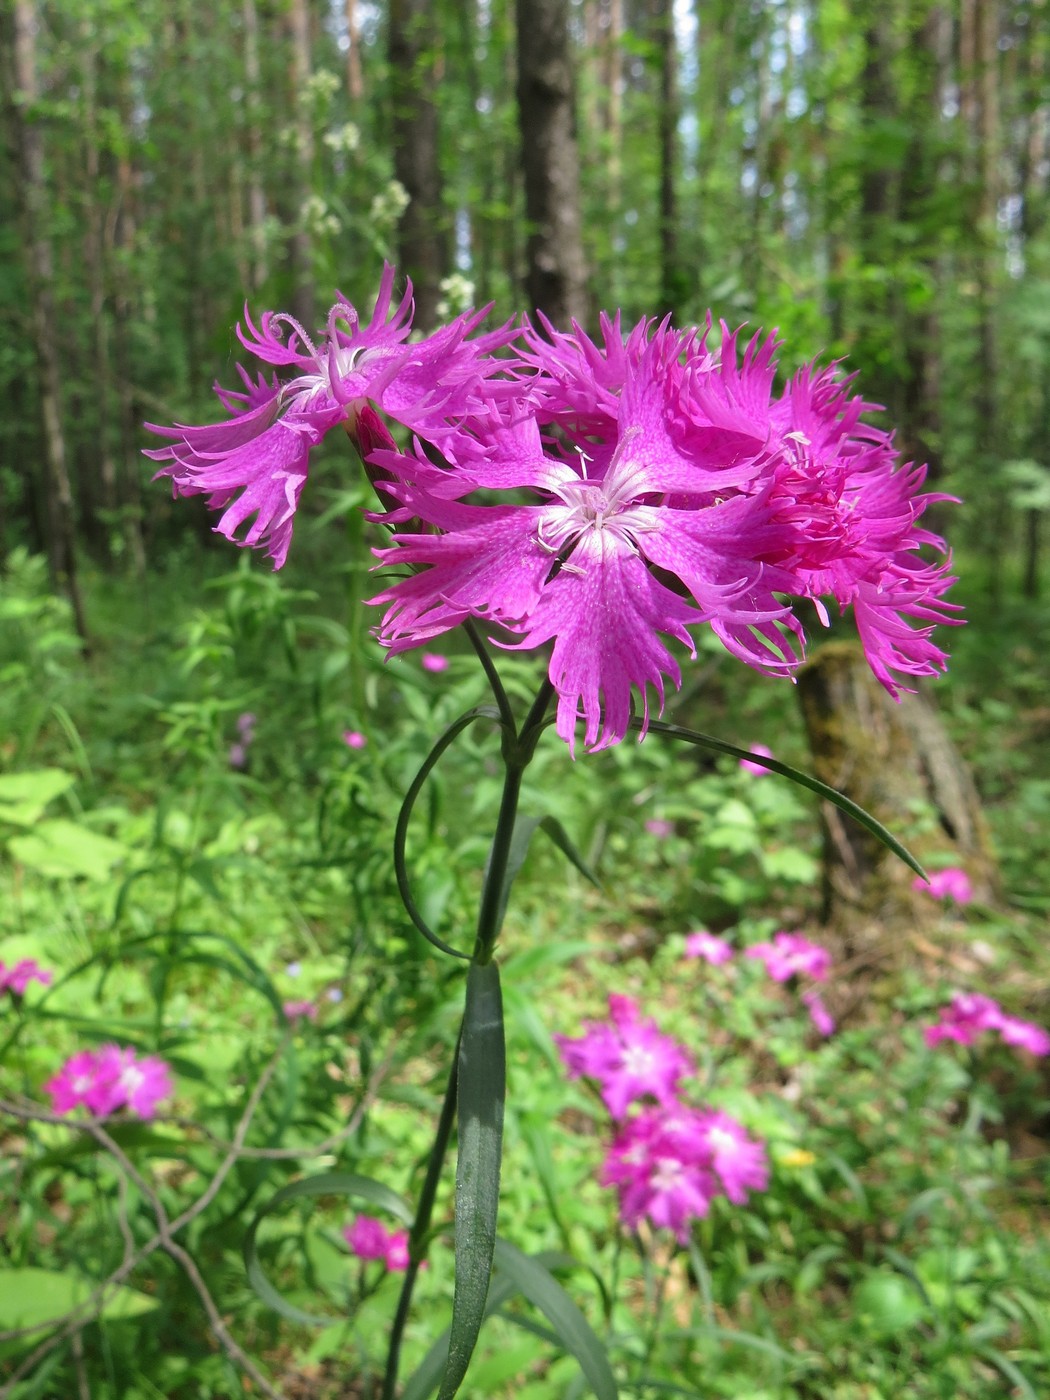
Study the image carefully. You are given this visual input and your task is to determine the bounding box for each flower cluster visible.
[44,1045,174,1119]
[556,996,768,1243]
[148,268,958,754]
[0,958,52,997]
[925,992,1050,1056]
[343,1214,411,1272]
[746,930,832,983]
[687,928,835,1036]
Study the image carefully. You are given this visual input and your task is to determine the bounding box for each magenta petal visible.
[516,532,699,752]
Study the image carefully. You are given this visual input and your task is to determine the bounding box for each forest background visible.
[2,2,1050,1399]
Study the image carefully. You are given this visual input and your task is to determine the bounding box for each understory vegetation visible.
[1,542,1048,1400]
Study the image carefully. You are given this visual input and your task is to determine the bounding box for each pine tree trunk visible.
[515,0,589,326]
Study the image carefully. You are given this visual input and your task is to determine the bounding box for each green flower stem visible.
[382,1023,462,1400]
[472,761,526,965]
[381,673,554,1394]
[464,620,515,733]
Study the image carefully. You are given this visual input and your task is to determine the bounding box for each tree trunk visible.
[344,0,364,103]
[388,0,446,331]
[515,0,589,326]
[3,0,89,644]
[242,0,269,291]
[652,0,684,317]
[288,0,315,330]
[797,643,998,957]
[80,26,118,564]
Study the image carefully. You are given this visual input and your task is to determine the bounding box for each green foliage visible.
[1,557,1047,1398]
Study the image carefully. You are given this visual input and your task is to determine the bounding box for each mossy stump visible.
[797,642,998,964]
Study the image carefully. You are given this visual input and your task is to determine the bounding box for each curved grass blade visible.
[439,961,506,1399]
[638,718,926,880]
[244,1171,412,1327]
[395,706,502,960]
[492,1238,618,1400]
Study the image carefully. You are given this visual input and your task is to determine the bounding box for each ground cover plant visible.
[2,270,1049,1400]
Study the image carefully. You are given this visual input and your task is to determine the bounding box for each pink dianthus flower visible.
[343,1215,412,1271]
[145,265,515,569]
[746,931,832,983]
[913,867,973,905]
[344,1214,389,1261]
[924,992,1050,1056]
[44,1045,173,1119]
[739,744,774,775]
[695,1110,770,1204]
[683,930,734,966]
[601,1107,719,1243]
[0,958,53,996]
[554,994,693,1120]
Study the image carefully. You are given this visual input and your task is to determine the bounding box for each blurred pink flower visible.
[739,743,774,775]
[913,867,973,904]
[282,999,318,1022]
[236,712,257,736]
[801,989,836,1037]
[696,1110,770,1204]
[923,991,1001,1048]
[996,1015,1050,1056]
[0,958,53,996]
[228,742,248,769]
[924,992,1050,1056]
[746,931,832,983]
[601,1108,719,1243]
[344,1215,389,1261]
[343,1215,413,1271]
[554,994,693,1120]
[384,1230,411,1271]
[44,1050,110,1116]
[342,730,367,749]
[45,1045,173,1119]
[644,818,674,838]
[683,931,734,966]
[421,652,449,672]
[95,1046,174,1120]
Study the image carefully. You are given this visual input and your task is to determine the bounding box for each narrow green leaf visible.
[402,1253,573,1400]
[244,1172,412,1327]
[439,961,506,1399]
[493,814,542,929]
[639,718,926,879]
[538,816,603,889]
[394,707,502,959]
[402,1274,519,1400]
[976,1347,1039,1400]
[491,1239,618,1400]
